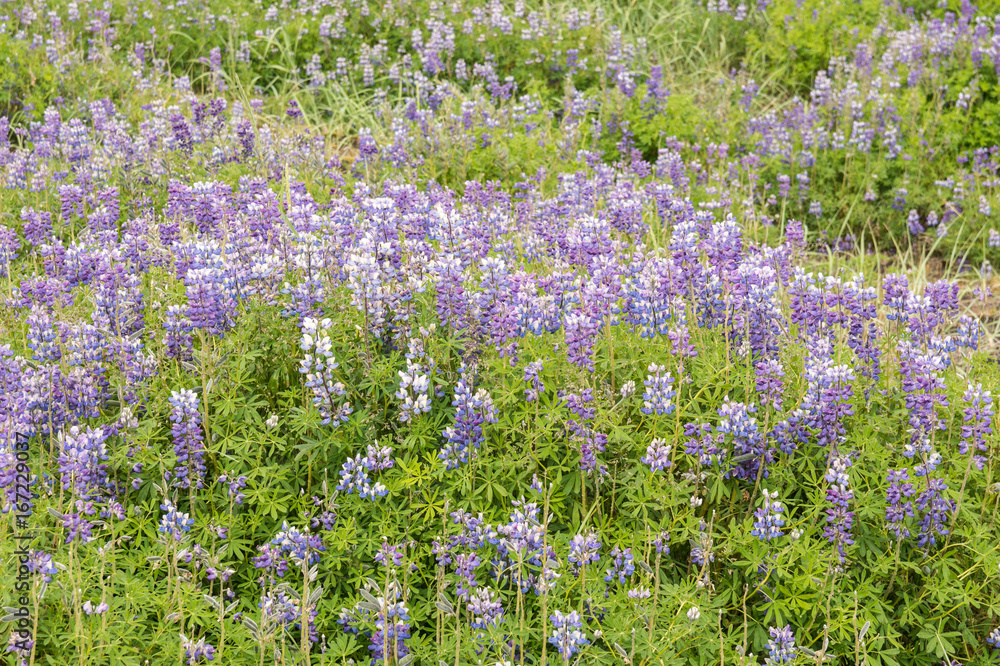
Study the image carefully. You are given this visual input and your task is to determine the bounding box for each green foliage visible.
[1,0,1000,664]
[744,0,881,95]
[0,34,60,121]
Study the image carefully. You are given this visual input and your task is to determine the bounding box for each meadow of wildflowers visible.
[1,0,1000,664]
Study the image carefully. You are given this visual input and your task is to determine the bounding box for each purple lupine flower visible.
[299,317,352,427]
[959,383,993,471]
[739,78,759,111]
[564,309,601,371]
[334,443,394,500]
[640,363,676,416]
[885,468,915,541]
[180,635,216,663]
[88,186,120,233]
[163,305,194,361]
[987,627,1000,651]
[20,207,53,246]
[375,541,405,569]
[955,315,981,350]
[468,586,504,630]
[893,189,908,212]
[92,268,146,337]
[668,314,697,362]
[910,281,959,342]
[0,225,22,278]
[184,266,236,336]
[729,257,783,360]
[765,625,797,664]
[83,601,109,615]
[343,232,397,339]
[690,520,715,567]
[563,390,597,422]
[568,531,601,573]
[396,358,431,422]
[170,113,194,154]
[703,217,743,278]
[429,253,469,332]
[801,340,855,448]
[59,184,86,221]
[364,442,395,472]
[751,489,786,542]
[561,389,608,474]
[27,550,60,583]
[17,363,69,439]
[6,631,34,664]
[523,360,545,402]
[784,219,805,251]
[846,295,882,385]
[683,422,720,465]
[268,521,326,567]
[158,500,195,542]
[336,452,389,500]
[776,176,792,199]
[168,389,207,490]
[717,398,768,481]
[824,450,855,562]
[217,474,248,505]
[882,273,910,322]
[641,438,672,473]
[368,591,411,664]
[755,358,785,410]
[57,425,109,497]
[357,128,378,161]
[475,257,524,363]
[912,452,955,549]
[548,610,589,660]
[26,306,63,362]
[653,530,670,555]
[251,542,289,580]
[60,500,97,544]
[449,509,497,551]
[898,341,949,448]
[452,552,483,598]
[495,500,549,593]
[603,547,635,586]
[439,371,497,470]
[235,119,255,160]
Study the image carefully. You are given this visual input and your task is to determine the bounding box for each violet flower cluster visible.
[959,383,994,471]
[180,635,216,664]
[824,450,855,563]
[751,489,786,542]
[439,370,498,470]
[764,625,797,665]
[640,363,676,416]
[548,610,589,660]
[299,317,353,427]
[336,443,394,500]
[168,389,207,490]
